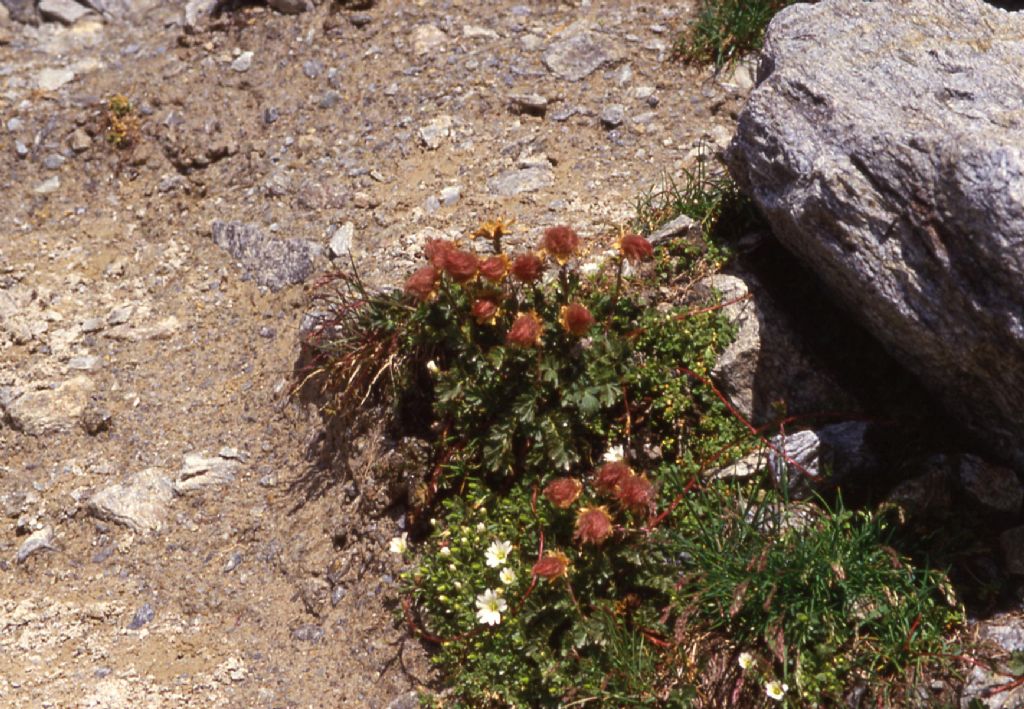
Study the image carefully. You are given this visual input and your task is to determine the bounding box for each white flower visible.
[485,540,513,568]
[439,546,451,557]
[388,533,408,554]
[454,581,462,590]
[475,588,507,626]
[426,360,439,375]
[580,260,601,276]
[499,567,517,585]
[603,444,625,463]
[476,522,486,533]
[738,652,754,670]
[765,680,788,701]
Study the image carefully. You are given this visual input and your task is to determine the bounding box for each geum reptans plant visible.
[304,202,964,706]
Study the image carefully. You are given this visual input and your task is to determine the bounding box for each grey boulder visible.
[726,0,1024,469]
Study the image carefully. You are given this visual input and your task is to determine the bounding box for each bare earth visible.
[0,1,749,706]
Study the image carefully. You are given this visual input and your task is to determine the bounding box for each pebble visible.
[258,326,276,339]
[7,117,23,132]
[423,195,440,213]
[37,68,76,92]
[69,128,92,153]
[509,93,548,116]
[302,60,323,79]
[463,25,498,40]
[328,221,354,258]
[107,304,134,326]
[487,167,554,196]
[231,51,254,73]
[224,552,243,573]
[411,24,446,55]
[128,603,155,630]
[543,27,619,81]
[16,526,55,564]
[319,91,340,109]
[263,107,280,125]
[439,185,461,207]
[39,0,92,25]
[600,104,625,128]
[291,624,325,643]
[15,141,28,158]
[267,0,309,14]
[418,114,453,150]
[43,154,66,170]
[68,355,101,370]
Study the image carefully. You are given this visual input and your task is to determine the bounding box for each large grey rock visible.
[726,0,1024,469]
[961,614,1024,708]
[211,220,323,291]
[767,421,876,498]
[87,468,174,533]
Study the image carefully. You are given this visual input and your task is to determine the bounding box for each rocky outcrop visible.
[726,0,1024,468]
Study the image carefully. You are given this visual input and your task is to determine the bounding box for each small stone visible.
[107,304,134,326]
[184,0,217,29]
[263,107,279,125]
[551,106,576,122]
[302,59,323,79]
[7,117,24,132]
[386,691,420,709]
[439,185,461,207]
[600,104,625,128]
[15,141,28,159]
[509,93,548,117]
[36,68,76,92]
[411,24,446,55]
[128,603,155,630]
[211,220,324,291]
[331,585,346,606]
[291,624,324,643]
[42,154,65,170]
[6,376,94,436]
[34,176,61,194]
[69,128,92,153]
[423,195,440,214]
[258,326,276,339]
[39,0,92,25]
[16,526,55,564]
[231,51,254,73]
[174,453,240,494]
[349,12,372,27]
[258,472,277,487]
[543,26,620,81]
[318,90,340,109]
[223,552,243,573]
[328,221,354,258]
[463,25,498,40]
[487,167,554,196]
[81,401,112,435]
[87,469,174,534]
[267,0,310,14]
[68,355,101,371]
[418,114,453,150]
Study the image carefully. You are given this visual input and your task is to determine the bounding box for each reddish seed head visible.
[403,265,439,302]
[479,254,511,283]
[618,233,654,263]
[594,461,632,497]
[574,506,614,546]
[470,297,500,325]
[424,239,457,269]
[506,312,543,348]
[444,249,479,283]
[532,550,570,582]
[543,477,583,509]
[542,225,581,265]
[559,303,595,337]
[615,473,655,515]
[511,252,545,284]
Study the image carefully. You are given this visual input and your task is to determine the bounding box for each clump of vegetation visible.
[104,94,140,148]
[302,167,964,706]
[677,0,803,68]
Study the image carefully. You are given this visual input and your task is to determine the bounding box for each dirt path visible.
[0,1,749,705]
